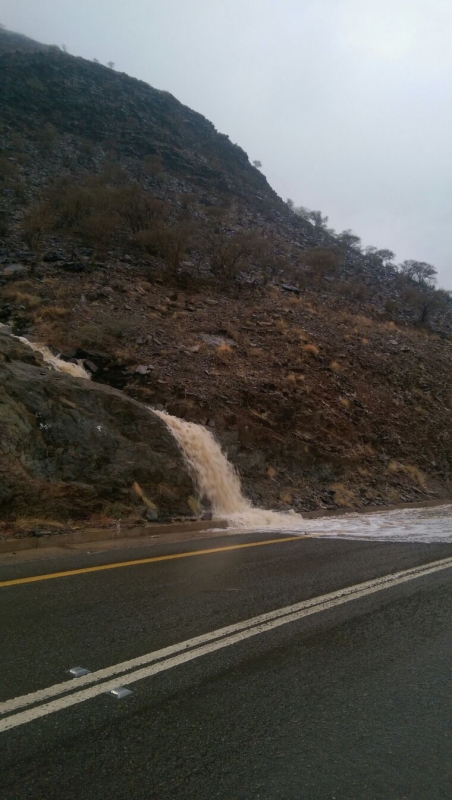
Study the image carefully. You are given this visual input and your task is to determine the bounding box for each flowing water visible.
[302,504,452,544]
[2,327,90,379]
[153,409,452,543]
[4,321,451,543]
[17,338,90,379]
[153,409,305,528]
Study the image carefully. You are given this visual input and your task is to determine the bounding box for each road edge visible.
[0,520,229,554]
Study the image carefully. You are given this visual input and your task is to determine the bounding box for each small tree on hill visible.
[337,229,361,251]
[22,202,54,254]
[309,210,329,229]
[210,231,266,283]
[375,248,395,266]
[117,184,168,234]
[302,247,340,284]
[403,286,449,324]
[293,205,311,221]
[399,260,437,287]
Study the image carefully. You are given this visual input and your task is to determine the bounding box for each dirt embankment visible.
[2,263,451,524]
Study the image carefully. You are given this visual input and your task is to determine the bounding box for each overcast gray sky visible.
[2,0,452,286]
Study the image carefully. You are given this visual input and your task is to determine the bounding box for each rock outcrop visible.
[0,333,195,521]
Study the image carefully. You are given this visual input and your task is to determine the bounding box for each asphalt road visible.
[1,530,452,799]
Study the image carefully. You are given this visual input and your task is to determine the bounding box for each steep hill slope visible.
[1,27,452,522]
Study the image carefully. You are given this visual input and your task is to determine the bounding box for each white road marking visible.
[1,555,452,733]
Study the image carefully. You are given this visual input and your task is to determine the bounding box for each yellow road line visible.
[0,536,305,588]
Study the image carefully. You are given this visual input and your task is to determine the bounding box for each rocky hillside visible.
[0,331,196,531]
[1,27,452,526]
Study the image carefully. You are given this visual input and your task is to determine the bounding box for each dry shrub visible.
[279,490,292,504]
[81,210,118,253]
[330,360,341,373]
[248,347,265,358]
[37,305,70,321]
[303,343,319,356]
[216,343,233,360]
[361,337,370,345]
[286,372,297,385]
[387,460,427,489]
[156,482,178,498]
[111,345,136,364]
[301,247,340,284]
[340,397,350,409]
[13,517,67,531]
[267,467,276,480]
[5,280,36,293]
[3,289,42,309]
[136,222,195,272]
[210,231,267,282]
[224,324,241,344]
[293,326,307,341]
[331,483,358,507]
[354,314,373,328]
[77,324,109,350]
[118,185,168,234]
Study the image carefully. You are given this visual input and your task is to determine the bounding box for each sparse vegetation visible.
[303,343,319,356]
[209,231,266,283]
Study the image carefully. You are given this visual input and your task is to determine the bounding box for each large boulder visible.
[0,332,195,521]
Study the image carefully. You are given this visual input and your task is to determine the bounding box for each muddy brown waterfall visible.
[153,409,305,529]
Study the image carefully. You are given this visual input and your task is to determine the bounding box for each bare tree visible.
[154,223,195,272]
[252,160,262,169]
[302,247,340,284]
[210,231,265,282]
[107,61,115,69]
[117,184,168,233]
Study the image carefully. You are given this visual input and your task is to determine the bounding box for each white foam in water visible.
[152,410,452,543]
[302,505,452,544]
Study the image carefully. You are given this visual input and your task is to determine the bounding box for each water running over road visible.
[303,504,452,544]
[153,410,452,543]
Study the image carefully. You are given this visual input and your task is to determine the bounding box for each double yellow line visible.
[0,536,303,588]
